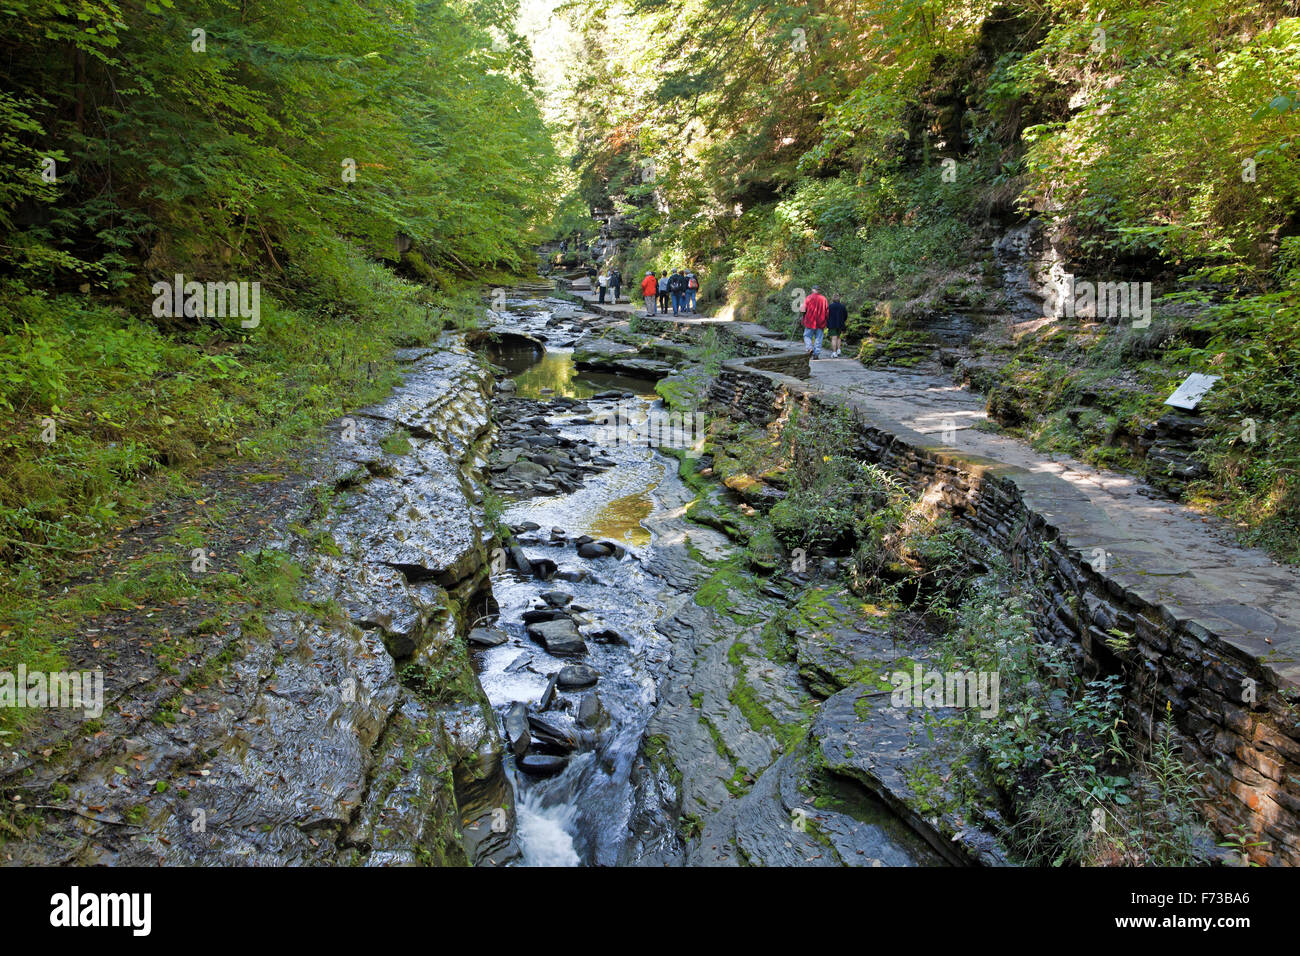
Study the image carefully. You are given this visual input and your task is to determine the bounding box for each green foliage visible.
[1163,240,1300,556]
[934,572,1211,866]
[1,0,559,290]
[973,238,1300,560]
[0,245,455,565]
[1013,2,1300,266]
[559,0,1299,558]
[0,0,558,688]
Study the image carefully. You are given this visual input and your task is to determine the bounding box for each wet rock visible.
[508,546,532,576]
[541,590,573,607]
[813,685,1010,865]
[539,673,559,711]
[577,693,608,730]
[528,714,578,751]
[530,558,558,581]
[507,460,550,482]
[556,569,589,583]
[522,607,566,624]
[587,628,626,645]
[17,346,516,868]
[526,618,588,656]
[577,356,674,379]
[467,627,508,648]
[578,541,615,559]
[505,653,532,673]
[518,754,568,777]
[504,702,530,758]
[557,664,599,689]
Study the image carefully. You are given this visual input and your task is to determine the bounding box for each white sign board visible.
[1164,373,1221,411]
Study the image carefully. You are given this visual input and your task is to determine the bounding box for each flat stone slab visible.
[525,618,589,657]
[813,686,1010,866]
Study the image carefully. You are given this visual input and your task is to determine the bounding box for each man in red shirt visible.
[801,286,828,360]
[641,271,659,316]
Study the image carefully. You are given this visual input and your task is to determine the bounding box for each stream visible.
[473,288,725,866]
[469,285,956,869]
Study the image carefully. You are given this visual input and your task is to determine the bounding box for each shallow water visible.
[475,292,704,865]
[516,789,582,867]
[475,287,945,868]
[489,343,659,400]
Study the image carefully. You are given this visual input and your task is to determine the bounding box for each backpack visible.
[688,276,698,289]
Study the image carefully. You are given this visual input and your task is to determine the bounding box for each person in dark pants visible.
[658,272,670,312]
[609,268,622,303]
[827,293,848,357]
[668,269,687,315]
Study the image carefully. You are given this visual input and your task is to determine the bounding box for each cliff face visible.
[1,341,517,867]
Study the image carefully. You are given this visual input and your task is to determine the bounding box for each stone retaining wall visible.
[728,347,810,380]
[708,348,1300,867]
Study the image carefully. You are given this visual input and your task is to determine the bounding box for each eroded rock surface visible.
[1,342,518,867]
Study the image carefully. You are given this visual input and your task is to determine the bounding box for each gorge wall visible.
[706,345,1300,867]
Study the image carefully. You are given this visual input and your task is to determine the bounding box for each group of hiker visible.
[589,262,849,361]
[589,263,699,317]
[797,286,848,359]
[637,268,699,316]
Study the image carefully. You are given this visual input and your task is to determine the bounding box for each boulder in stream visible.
[528,714,578,751]
[518,754,568,777]
[539,673,559,711]
[467,627,508,648]
[557,664,599,689]
[504,702,530,758]
[577,693,608,730]
[587,627,626,646]
[522,607,566,624]
[526,618,588,657]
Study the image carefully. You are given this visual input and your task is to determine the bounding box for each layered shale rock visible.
[1,342,518,867]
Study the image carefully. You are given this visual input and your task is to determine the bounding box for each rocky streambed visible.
[467,287,958,867]
[1,283,981,869]
[472,288,720,865]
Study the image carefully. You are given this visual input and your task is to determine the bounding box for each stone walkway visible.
[559,276,1300,687]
